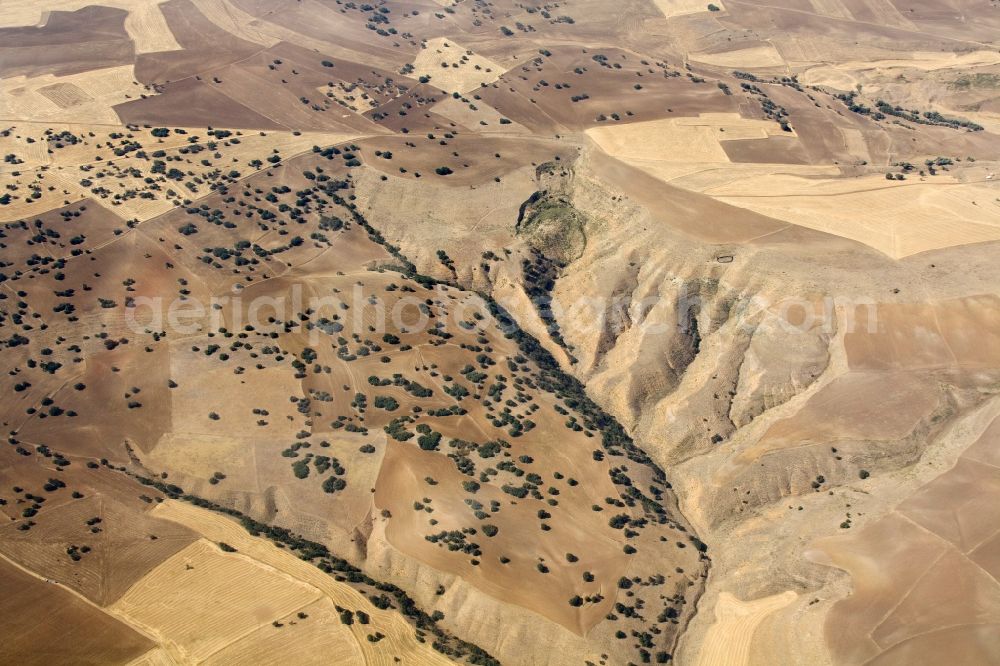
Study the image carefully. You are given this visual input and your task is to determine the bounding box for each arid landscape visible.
[1,0,999,664]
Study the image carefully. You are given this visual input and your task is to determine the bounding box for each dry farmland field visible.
[2,0,1000,665]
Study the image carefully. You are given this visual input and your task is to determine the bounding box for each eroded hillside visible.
[3,0,1000,664]
[1,144,708,664]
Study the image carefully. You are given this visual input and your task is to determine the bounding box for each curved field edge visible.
[123,469,499,666]
[109,183,709,663]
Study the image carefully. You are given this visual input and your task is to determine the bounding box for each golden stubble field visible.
[113,500,452,666]
[586,112,1000,260]
[4,0,1000,664]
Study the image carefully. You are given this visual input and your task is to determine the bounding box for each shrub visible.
[418,430,442,451]
[374,396,399,411]
[323,476,347,493]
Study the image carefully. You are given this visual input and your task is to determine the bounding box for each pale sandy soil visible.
[800,50,1000,90]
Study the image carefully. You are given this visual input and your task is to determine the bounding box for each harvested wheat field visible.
[112,538,321,662]
[587,113,795,163]
[693,591,797,666]
[0,556,155,665]
[654,0,727,19]
[3,0,1000,664]
[108,502,452,665]
[0,0,180,54]
[690,44,787,70]
[411,38,506,94]
[710,174,1000,258]
[590,115,1000,258]
[1,65,144,124]
[150,499,453,665]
